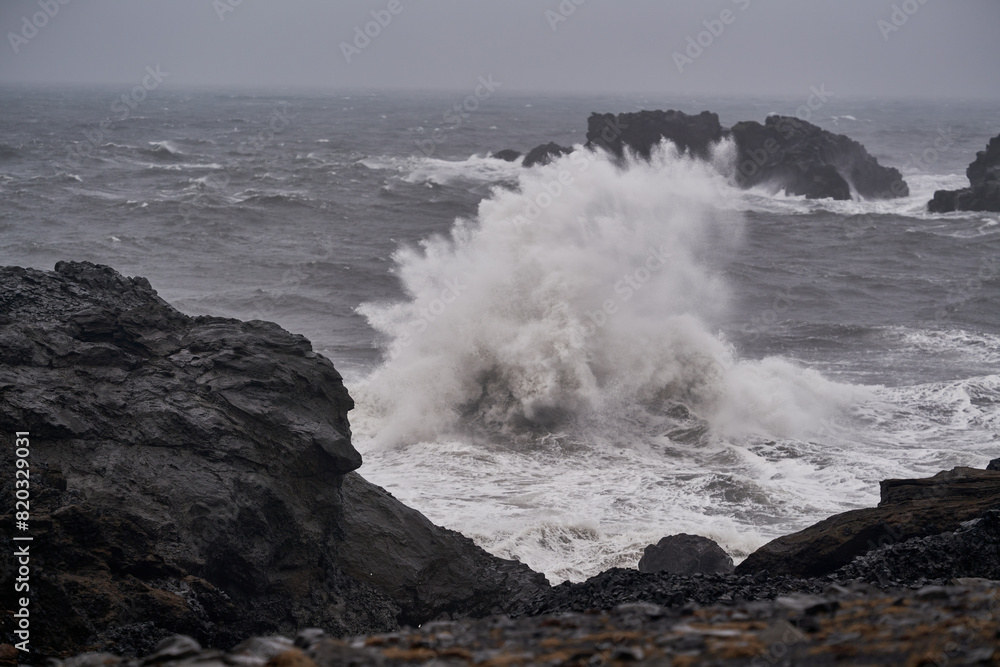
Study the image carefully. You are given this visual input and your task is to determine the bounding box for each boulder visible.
[928,133,1000,213]
[736,467,1000,578]
[987,458,1000,471]
[522,142,572,168]
[0,262,547,658]
[490,149,522,163]
[637,534,734,575]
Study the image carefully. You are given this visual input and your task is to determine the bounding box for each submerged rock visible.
[736,466,1000,578]
[638,534,734,575]
[0,262,546,658]
[928,133,1000,213]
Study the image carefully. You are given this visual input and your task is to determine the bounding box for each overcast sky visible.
[1,0,998,98]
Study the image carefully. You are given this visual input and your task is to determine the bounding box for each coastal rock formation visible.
[0,262,546,658]
[521,142,572,167]
[585,110,908,200]
[736,466,1000,578]
[729,115,907,200]
[586,109,724,161]
[637,534,735,575]
[928,133,1000,212]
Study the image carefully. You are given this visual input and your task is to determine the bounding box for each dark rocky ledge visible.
[736,466,1000,579]
[928,133,1000,213]
[0,262,546,659]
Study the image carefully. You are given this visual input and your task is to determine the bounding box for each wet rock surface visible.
[737,466,1000,578]
[498,109,907,200]
[929,133,1000,213]
[522,142,573,167]
[0,262,546,659]
[43,581,1000,666]
[638,534,735,576]
[586,109,724,161]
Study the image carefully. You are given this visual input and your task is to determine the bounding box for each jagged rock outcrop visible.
[586,109,724,161]
[928,133,1000,212]
[637,534,734,575]
[522,142,572,168]
[736,467,1000,578]
[585,110,908,200]
[729,115,907,200]
[0,262,547,659]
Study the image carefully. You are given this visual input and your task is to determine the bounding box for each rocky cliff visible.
[0,262,546,659]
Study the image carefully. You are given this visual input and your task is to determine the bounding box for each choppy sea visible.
[2,85,998,582]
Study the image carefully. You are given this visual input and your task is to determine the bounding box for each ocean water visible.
[2,85,999,583]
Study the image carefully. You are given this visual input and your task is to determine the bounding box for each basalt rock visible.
[837,510,1000,586]
[637,534,735,575]
[522,142,572,168]
[0,262,546,660]
[585,110,907,200]
[729,115,908,200]
[586,109,725,161]
[928,133,1000,213]
[736,467,1000,578]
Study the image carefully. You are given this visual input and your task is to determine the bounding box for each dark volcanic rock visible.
[52,581,1000,667]
[736,467,1000,578]
[584,110,907,200]
[586,109,724,161]
[522,568,825,616]
[837,510,1000,586]
[928,133,1000,213]
[638,534,734,575]
[729,115,907,200]
[0,262,546,659]
[988,458,1000,471]
[522,142,572,167]
[489,149,521,163]
[339,473,546,625]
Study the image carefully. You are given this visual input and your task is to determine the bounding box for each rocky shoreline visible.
[2,263,999,665]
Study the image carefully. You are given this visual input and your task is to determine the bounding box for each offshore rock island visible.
[494,109,910,201]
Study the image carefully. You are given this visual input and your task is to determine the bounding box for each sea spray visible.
[356,140,859,447]
[352,139,875,581]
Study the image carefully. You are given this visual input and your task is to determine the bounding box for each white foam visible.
[360,153,523,186]
[349,144,890,581]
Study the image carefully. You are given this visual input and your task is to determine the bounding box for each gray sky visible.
[1,0,998,98]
